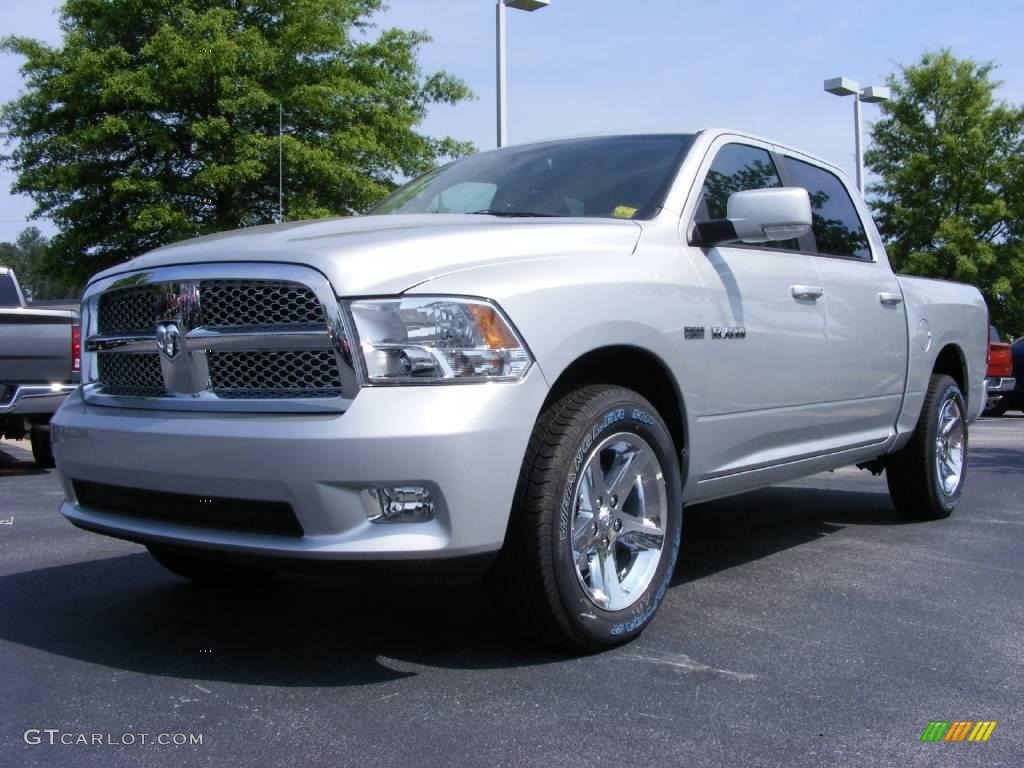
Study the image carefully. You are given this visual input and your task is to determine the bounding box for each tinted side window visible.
[785,158,871,260]
[700,143,783,219]
[698,143,797,250]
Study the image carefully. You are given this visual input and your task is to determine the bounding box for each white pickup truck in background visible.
[0,266,80,467]
[51,130,987,650]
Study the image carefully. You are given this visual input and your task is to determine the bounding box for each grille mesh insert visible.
[97,353,166,396]
[199,280,324,328]
[208,350,342,397]
[98,287,157,333]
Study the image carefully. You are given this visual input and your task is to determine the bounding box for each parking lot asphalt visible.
[1,417,1022,768]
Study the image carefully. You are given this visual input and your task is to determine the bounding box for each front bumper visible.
[0,383,78,415]
[52,368,548,560]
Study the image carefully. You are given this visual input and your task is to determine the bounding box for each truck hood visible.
[89,214,643,295]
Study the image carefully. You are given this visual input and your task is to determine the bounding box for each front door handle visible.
[791,285,824,300]
[879,292,904,306]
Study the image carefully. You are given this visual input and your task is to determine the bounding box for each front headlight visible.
[345,296,533,384]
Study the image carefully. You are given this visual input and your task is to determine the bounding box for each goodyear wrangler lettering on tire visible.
[491,385,684,651]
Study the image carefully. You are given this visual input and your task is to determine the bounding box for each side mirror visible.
[692,187,812,247]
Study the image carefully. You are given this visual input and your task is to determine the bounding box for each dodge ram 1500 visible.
[52,130,987,650]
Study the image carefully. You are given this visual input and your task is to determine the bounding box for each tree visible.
[0,0,474,287]
[865,50,1024,336]
[0,227,77,299]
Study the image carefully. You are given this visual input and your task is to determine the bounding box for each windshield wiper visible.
[468,209,563,218]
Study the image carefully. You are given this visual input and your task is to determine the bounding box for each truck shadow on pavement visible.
[0,444,48,477]
[0,486,906,685]
[965,446,1024,476]
[676,485,908,584]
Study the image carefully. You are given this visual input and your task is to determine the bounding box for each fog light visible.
[368,487,435,523]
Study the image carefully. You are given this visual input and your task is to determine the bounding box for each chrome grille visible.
[97,353,166,396]
[199,280,323,328]
[98,286,157,333]
[82,264,357,411]
[208,351,342,397]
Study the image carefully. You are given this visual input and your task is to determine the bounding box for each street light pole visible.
[278,103,284,223]
[496,0,550,148]
[824,77,890,197]
[496,1,507,148]
[853,93,863,195]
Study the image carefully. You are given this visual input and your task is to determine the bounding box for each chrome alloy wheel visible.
[569,432,668,611]
[935,395,965,497]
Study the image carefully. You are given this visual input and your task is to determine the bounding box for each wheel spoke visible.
[942,413,961,437]
[605,446,643,503]
[572,509,595,552]
[595,545,625,609]
[617,515,665,552]
[943,454,961,476]
[582,462,607,507]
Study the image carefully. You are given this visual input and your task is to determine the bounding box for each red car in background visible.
[983,326,1016,416]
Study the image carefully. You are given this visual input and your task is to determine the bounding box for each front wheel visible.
[491,385,683,652]
[886,374,968,520]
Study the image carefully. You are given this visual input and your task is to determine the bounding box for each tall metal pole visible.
[853,96,864,196]
[496,1,508,148]
[278,103,284,223]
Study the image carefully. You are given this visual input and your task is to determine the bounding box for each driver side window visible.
[697,143,797,250]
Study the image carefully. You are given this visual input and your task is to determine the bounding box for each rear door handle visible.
[879,292,904,306]
[791,285,824,300]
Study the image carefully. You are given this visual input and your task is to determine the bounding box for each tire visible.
[30,429,55,469]
[146,544,272,585]
[886,374,967,520]
[982,398,1008,417]
[490,385,683,652]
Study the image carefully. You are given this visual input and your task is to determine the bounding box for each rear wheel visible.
[30,429,55,469]
[886,374,967,520]
[491,385,683,652]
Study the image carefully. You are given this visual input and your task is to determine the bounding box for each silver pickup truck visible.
[52,130,987,650]
[0,267,80,467]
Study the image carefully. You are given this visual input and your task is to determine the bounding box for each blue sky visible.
[2,0,1023,243]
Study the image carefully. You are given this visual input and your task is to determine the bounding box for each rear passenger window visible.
[697,143,798,250]
[784,158,871,260]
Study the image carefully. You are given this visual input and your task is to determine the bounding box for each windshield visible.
[369,134,695,220]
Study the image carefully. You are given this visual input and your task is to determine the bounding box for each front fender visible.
[405,249,708,420]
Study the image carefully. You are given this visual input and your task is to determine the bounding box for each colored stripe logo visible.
[920,721,997,742]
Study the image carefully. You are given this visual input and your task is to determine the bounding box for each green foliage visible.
[0,227,77,299]
[1,0,474,286]
[866,50,1024,336]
